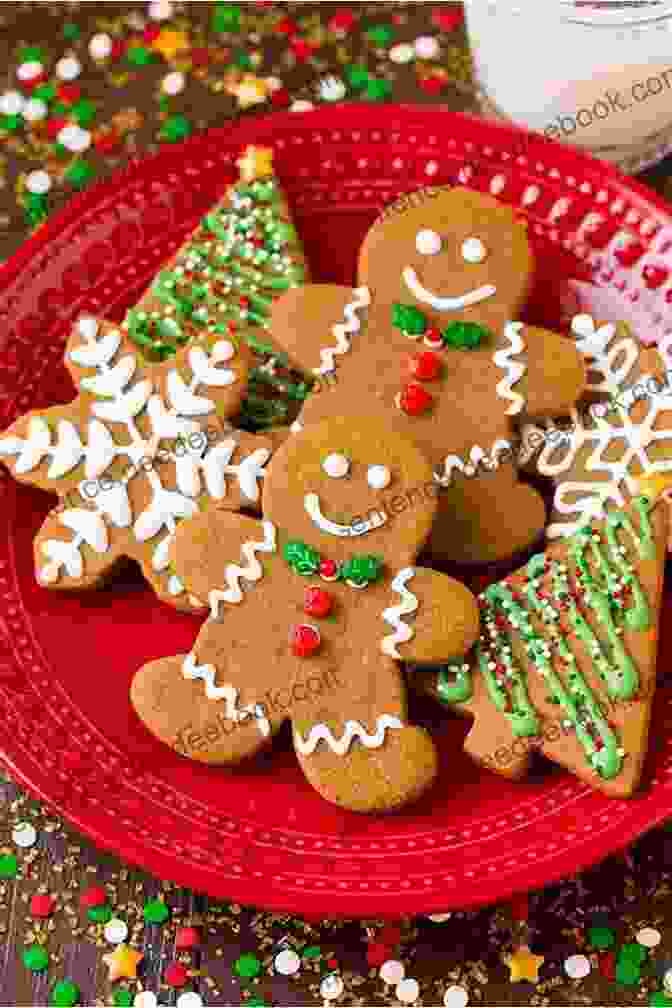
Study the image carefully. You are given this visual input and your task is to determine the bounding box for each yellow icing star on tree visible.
[237,145,274,183]
[103,944,143,981]
[151,28,190,60]
[228,73,269,109]
[637,472,672,501]
[507,945,545,983]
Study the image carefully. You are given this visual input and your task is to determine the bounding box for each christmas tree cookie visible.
[414,490,668,797]
[126,145,311,428]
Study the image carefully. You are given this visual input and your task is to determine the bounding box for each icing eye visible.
[415,229,442,256]
[461,237,488,264]
[322,453,350,479]
[367,465,391,490]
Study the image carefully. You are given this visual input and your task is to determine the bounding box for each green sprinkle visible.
[113,992,134,1008]
[1,114,22,132]
[18,45,44,63]
[23,945,49,973]
[233,953,262,979]
[213,4,242,32]
[51,980,80,1007]
[64,159,95,189]
[143,899,170,925]
[588,926,615,949]
[620,943,647,965]
[234,48,252,69]
[50,101,69,118]
[365,77,392,101]
[33,83,56,102]
[247,998,266,1007]
[126,45,156,66]
[345,65,370,90]
[366,25,394,46]
[0,853,18,879]
[72,99,96,128]
[160,114,192,142]
[302,946,322,959]
[88,904,112,924]
[650,994,672,1007]
[63,23,81,40]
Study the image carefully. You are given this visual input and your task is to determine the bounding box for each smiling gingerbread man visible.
[271,186,586,566]
[131,414,480,812]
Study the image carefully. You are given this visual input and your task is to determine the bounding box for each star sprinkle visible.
[102,944,143,982]
[228,74,269,109]
[151,29,190,61]
[507,945,544,983]
[237,145,274,183]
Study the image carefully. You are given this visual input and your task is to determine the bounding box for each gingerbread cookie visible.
[520,314,672,540]
[414,491,668,797]
[0,315,281,611]
[131,414,480,812]
[271,186,586,566]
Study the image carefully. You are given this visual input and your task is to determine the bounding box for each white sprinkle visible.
[176,996,203,1008]
[17,62,43,82]
[379,960,405,985]
[0,91,24,116]
[414,35,440,60]
[396,978,420,1004]
[564,954,591,979]
[25,170,51,195]
[444,986,469,1008]
[149,0,174,19]
[134,994,157,1008]
[23,99,48,122]
[319,76,347,102]
[89,33,113,60]
[104,918,128,944]
[290,100,314,112]
[636,927,661,948]
[320,973,344,1000]
[427,913,452,922]
[57,125,91,153]
[389,43,414,64]
[12,822,37,848]
[274,948,301,975]
[162,71,185,96]
[56,55,82,81]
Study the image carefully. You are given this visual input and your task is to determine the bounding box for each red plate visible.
[2,105,672,916]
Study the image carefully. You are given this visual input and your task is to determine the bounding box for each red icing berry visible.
[46,118,67,140]
[643,264,669,289]
[175,926,201,950]
[398,382,434,416]
[329,10,356,33]
[304,587,334,618]
[30,894,55,918]
[378,924,402,947]
[407,351,442,382]
[419,76,445,96]
[164,962,189,988]
[57,83,81,104]
[367,943,393,967]
[271,87,291,108]
[80,885,107,909]
[614,241,645,267]
[291,624,321,658]
[423,327,443,348]
[319,559,338,581]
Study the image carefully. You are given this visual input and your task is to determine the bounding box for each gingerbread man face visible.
[271,186,586,567]
[131,415,480,813]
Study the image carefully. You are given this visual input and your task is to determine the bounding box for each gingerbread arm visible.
[517,324,587,419]
[380,567,480,664]
[270,285,370,377]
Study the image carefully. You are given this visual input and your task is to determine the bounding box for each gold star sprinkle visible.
[228,74,269,109]
[151,29,190,61]
[237,146,274,183]
[102,944,143,982]
[637,473,672,501]
[507,945,544,983]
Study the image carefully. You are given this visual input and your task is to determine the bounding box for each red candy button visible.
[80,885,107,909]
[304,587,334,618]
[164,962,189,988]
[30,894,55,918]
[291,625,321,658]
[175,927,201,950]
[407,351,442,382]
[367,942,393,968]
[398,383,433,416]
[319,559,339,582]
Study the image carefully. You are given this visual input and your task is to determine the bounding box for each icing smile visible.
[402,266,496,312]
[304,493,388,537]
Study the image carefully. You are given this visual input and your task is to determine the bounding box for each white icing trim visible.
[493,322,526,416]
[182,653,271,737]
[314,287,371,376]
[434,440,513,487]
[304,493,388,537]
[402,267,496,312]
[294,715,403,756]
[381,568,418,658]
[208,521,277,616]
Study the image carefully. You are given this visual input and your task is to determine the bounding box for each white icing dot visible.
[444,986,469,1008]
[322,453,350,479]
[274,948,301,975]
[461,237,488,264]
[389,43,414,64]
[416,229,442,256]
[17,62,43,82]
[379,960,405,985]
[89,33,113,60]
[134,994,157,1008]
[564,954,591,979]
[25,170,51,195]
[396,978,420,1004]
[0,91,24,116]
[414,35,440,60]
[211,340,235,362]
[56,55,82,81]
[320,973,344,1000]
[58,125,91,153]
[104,918,128,944]
[367,465,391,490]
[162,71,185,96]
[664,968,672,993]
[319,76,347,102]
[23,99,48,122]
[176,996,203,1008]
[12,822,37,848]
[636,927,661,948]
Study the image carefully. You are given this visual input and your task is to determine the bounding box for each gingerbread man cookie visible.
[271,186,586,567]
[414,491,668,797]
[0,315,281,610]
[131,414,480,812]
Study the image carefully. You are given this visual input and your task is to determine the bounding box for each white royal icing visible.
[402,267,496,312]
[381,568,418,658]
[314,287,371,376]
[208,520,277,617]
[493,321,526,416]
[294,715,403,757]
[304,493,388,537]
[182,653,271,737]
[434,440,513,487]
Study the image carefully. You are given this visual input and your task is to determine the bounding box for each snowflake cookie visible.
[0,316,280,610]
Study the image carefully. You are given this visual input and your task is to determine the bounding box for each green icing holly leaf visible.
[442,321,489,349]
[283,540,321,576]
[340,554,384,586]
[392,303,427,336]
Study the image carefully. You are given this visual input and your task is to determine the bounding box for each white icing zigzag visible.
[381,568,418,658]
[208,521,277,616]
[493,321,526,416]
[182,653,271,737]
[293,715,403,756]
[314,287,371,377]
[435,440,512,487]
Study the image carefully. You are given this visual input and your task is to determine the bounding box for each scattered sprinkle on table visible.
[88,904,112,924]
[176,994,203,1008]
[638,927,663,948]
[133,993,157,1008]
[80,885,106,908]
[102,944,143,982]
[233,953,262,979]
[143,898,169,924]
[104,918,129,945]
[165,961,189,988]
[0,852,18,878]
[50,980,80,1007]
[31,893,55,918]
[444,986,469,1008]
[175,926,201,950]
[320,973,344,1000]
[507,945,545,983]
[113,992,134,1008]
[396,977,420,1004]
[589,926,615,949]
[23,944,49,973]
[565,954,592,979]
[12,822,37,847]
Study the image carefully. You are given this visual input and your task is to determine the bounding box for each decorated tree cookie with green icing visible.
[413,491,669,797]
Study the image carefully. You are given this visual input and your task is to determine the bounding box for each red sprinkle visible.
[291,38,314,62]
[614,241,645,267]
[175,926,201,950]
[291,624,321,658]
[270,87,291,108]
[94,128,121,154]
[110,39,127,61]
[378,924,402,947]
[643,264,669,289]
[46,117,67,140]
[326,959,338,970]
[419,76,445,96]
[599,950,616,980]
[328,10,356,33]
[398,382,433,416]
[57,83,81,104]
[366,942,392,968]
[407,350,442,382]
[30,894,55,918]
[304,587,334,619]
[432,7,465,31]
[277,17,299,35]
[80,885,107,909]
[190,47,211,66]
[143,25,161,43]
[164,962,189,988]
